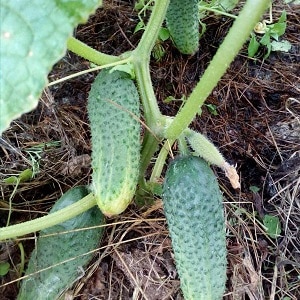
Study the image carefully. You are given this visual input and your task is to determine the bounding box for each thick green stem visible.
[133,0,170,128]
[166,0,269,140]
[135,0,170,58]
[67,36,120,65]
[134,62,162,126]
[134,0,170,185]
[0,194,97,240]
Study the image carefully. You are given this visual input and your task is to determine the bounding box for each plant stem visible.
[135,0,170,58]
[133,0,170,127]
[67,36,120,65]
[134,0,170,185]
[48,57,131,87]
[165,0,269,140]
[139,131,160,184]
[134,63,162,127]
[199,6,237,19]
[149,139,174,182]
[0,194,97,240]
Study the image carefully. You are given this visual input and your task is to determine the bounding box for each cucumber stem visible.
[0,194,97,240]
[133,0,170,127]
[135,0,170,58]
[149,139,174,183]
[134,62,162,126]
[135,0,170,186]
[165,0,269,140]
[67,36,120,65]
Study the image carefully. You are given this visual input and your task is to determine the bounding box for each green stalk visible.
[139,131,160,182]
[149,138,174,183]
[67,36,120,65]
[133,0,170,127]
[199,6,237,19]
[135,0,170,58]
[0,194,97,240]
[134,63,162,127]
[134,0,170,186]
[166,0,269,140]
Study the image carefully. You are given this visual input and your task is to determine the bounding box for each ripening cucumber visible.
[88,69,140,216]
[166,0,199,55]
[18,186,105,300]
[162,156,227,300]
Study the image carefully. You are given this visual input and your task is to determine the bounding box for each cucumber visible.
[166,0,199,55]
[162,156,227,300]
[88,69,140,216]
[18,186,105,300]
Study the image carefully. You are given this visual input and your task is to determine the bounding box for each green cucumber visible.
[18,186,105,300]
[166,0,199,55]
[88,69,140,216]
[162,156,227,300]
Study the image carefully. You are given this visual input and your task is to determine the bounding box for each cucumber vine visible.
[0,0,269,239]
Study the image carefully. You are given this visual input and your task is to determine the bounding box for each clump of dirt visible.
[1,1,299,299]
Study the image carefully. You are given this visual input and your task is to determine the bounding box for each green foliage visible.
[152,27,170,61]
[0,262,10,276]
[166,0,199,54]
[162,156,227,299]
[3,168,33,184]
[0,0,101,133]
[18,186,105,300]
[249,185,260,193]
[263,214,281,239]
[199,0,239,13]
[248,10,290,58]
[88,69,140,216]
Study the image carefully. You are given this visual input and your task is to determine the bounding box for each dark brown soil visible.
[1,1,299,299]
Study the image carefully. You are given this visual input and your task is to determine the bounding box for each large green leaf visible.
[0,0,102,134]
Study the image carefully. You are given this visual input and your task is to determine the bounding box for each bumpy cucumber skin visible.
[166,0,199,55]
[18,186,105,300]
[88,69,140,216]
[162,156,227,300]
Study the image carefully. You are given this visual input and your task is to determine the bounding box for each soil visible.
[1,1,299,299]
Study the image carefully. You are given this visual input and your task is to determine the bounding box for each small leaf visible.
[278,10,287,23]
[3,168,33,184]
[248,34,260,57]
[205,104,218,116]
[264,42,272,59]
[3,176,18,184]
[148,182,163,196]
[250,185,260,193]
[263,215,281,239]
[134,20,145,33]
[158,27,170,41]
[0,262,10,276]
[260,33,271,46]
[163,96,176,103]
[270,22,286,38]
[19,168,33,182]
[218,0,239,11]
[271,40,292,53]
[152,44,166,61]
[110,63,135,79]
[268,11,287,38]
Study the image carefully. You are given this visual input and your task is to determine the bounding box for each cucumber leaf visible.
[263,214,281,239]
[0,0,102,134]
